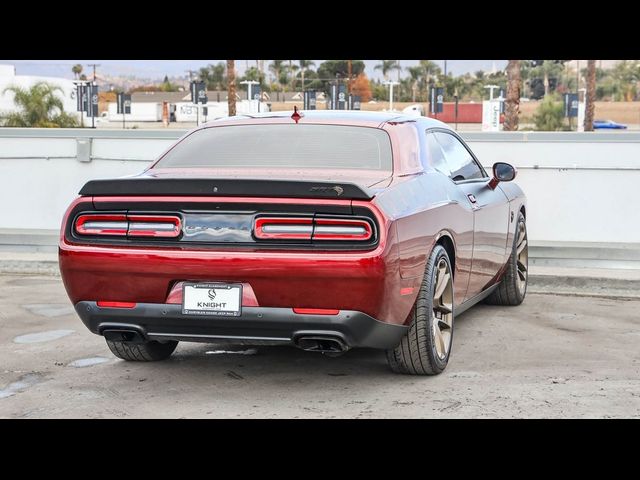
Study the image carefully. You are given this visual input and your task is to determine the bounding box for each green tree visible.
[199,62,227,90]
[610,60,640,101]
[530,60,565,96]
[268,60,286,92]
[374,60,399,81]
[72,64,83,79]
[298,60,315,92]
[159,75,180,92]
[533,94,565,131]
[1,82,78,127]
[316,60,365,93]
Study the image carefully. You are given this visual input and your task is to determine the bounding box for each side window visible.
[434,132,485,181]
[425,132,450,176]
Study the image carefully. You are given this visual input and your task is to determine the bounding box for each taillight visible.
[127,215,181,238]
[313,218,372,241]
[254,217,313,240]
[74,214,181,238]
[253,216,373,242]
[75,214,128,236]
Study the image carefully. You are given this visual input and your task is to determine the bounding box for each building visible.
[0,64,80,121]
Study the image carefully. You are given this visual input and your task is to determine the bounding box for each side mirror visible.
[489,162,517,190]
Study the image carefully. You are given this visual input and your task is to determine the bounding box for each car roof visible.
[203,110,451,129]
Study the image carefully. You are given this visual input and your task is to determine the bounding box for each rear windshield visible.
[154,124,393,170]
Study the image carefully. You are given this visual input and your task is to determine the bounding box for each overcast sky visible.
[1,60,508,81]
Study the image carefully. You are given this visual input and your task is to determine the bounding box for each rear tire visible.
[386,245,454,375]
[485,212,528,306]
[106,339,178,361]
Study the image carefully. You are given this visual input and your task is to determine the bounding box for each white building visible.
[0,64,80,121]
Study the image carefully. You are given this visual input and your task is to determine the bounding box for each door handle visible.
[467,194,477,204]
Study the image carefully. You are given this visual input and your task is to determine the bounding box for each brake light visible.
[253,216,373,241]
[74,214,181,238]
[75,214,128,236]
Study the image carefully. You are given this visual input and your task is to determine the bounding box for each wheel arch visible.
[434,231,456,277]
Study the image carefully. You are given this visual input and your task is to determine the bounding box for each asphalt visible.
[0,273,638,418]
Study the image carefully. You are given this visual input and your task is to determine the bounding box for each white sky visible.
[1,60,508,81]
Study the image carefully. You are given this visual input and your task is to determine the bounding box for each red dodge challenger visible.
[59,111,527,375]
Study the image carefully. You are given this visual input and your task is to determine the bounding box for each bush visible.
[533,95,565,131]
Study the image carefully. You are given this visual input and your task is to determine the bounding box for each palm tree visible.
[406,66,422,102]
[268,60,285,93]
[375,60,399,81]
[531,60,564,96]
[585,60,596,131]
[504,60,521,131]
[1,82,78,127]
[227,60,236,116]
[72,64,83,80]
[298,60,315,92]
[419,60,441,88]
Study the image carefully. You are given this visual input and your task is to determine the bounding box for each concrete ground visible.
[0,274,638,418]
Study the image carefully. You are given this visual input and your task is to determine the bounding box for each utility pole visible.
[384,81,399,111]
[86,64,100,129]
[444,60,447,77]
[347,60,353,94]
[185,70,197,81]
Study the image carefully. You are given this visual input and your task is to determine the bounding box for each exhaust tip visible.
[295,336,348,354]
[102,329,146,344]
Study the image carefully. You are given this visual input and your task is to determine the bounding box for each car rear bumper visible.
[75,301,408,350]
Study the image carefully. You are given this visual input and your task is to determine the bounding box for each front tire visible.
[106,339,178,361]
[485,212,528,306]
[386,245,454,375]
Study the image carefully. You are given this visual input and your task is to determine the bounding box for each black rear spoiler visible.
[79,177,373,200]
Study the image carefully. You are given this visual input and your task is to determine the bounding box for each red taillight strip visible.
[127,215,181,238]
[312,218,372,241]
[254,216,373,241]
[97,301,136,308]
[75,214,128,236]
[254,217,313,240]
[75,214,181,238]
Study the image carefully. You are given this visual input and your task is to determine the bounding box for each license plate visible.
[182,283,242,316]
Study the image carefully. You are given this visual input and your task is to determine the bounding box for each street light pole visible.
[384,81,399,111]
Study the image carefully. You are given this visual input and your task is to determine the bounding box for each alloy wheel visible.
[516,221,528,295]
[432,258,454,360]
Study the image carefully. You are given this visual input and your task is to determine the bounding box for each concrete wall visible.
[0,128,639,247]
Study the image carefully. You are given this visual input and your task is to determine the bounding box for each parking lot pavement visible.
[0,274,638,419]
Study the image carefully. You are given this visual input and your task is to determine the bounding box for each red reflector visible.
[293,308,340,315]
[97,301,137,308]
[400,287,415,296]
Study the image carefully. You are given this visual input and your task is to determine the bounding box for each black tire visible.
[485,212,528,306]
[386,245,454,375]
[106,339,178,361]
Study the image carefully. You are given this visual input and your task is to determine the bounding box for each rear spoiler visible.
[79,177,373,200]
